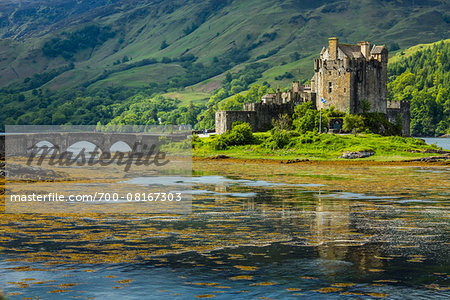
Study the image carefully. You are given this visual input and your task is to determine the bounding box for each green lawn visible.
[193,132,446,161]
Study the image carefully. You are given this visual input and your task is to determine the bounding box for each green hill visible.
[0,0,449,131]
[388,39,450,136]
[1,0,449,91]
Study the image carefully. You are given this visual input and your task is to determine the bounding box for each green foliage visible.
[389,42,400,51]
[218,84,270,111]
[275,72,294,81]
[160,40,169,50]
[109,96,203,126]
[360,99,371,114]
[388,41,450,136]
[196,130,443,160]
[17,64,74,92]
[42,25,115,59]
[292,102,327,133]
[343,112,401,135]
[194,64,269,129]
[363,112,402,136]
[343,114,365,133]
[2,0,449,136]
[272,113,292,131]
[212,122,255,150]
[264,129,292,149]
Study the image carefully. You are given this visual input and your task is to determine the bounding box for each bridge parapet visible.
[3,132,189,157]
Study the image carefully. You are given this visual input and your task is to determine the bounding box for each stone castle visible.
[216,37,410,136]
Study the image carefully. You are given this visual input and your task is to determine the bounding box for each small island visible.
[195,38,448,163]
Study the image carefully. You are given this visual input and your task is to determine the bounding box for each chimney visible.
[358,41,370,59]
[328,37,338,60]
[292,81,299,93]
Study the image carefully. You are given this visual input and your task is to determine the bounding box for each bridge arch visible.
[66,141,106,155]
[30,140,58,154]
[110,141,132,153]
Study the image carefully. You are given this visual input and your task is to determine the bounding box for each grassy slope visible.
[1,0,449,97]
[389,38,450,64]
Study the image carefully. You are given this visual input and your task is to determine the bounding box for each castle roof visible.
[338,44,364,59]
[371,45,387,54]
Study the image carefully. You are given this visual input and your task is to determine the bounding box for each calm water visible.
[421,137,450,150]
[1,170,449,299]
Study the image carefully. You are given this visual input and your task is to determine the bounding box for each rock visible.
[210,155,230,159]
[280,158,309,164]
[341,151,375,159]
[4,163,67,181]
[403,155,449,162]
[407,149,450,154]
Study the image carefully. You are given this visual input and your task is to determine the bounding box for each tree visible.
[272,113,292,131]
[343,114,365,133]
[293,102,327,133]
[160,40,169,50]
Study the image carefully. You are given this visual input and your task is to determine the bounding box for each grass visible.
[89,63,186,89]
[161,90,210,105]
[193,132,446,161]
[389,39,450,64]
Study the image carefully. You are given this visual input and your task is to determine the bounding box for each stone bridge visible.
[0,132,188,156]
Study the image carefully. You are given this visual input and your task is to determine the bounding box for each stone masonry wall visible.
[387,100,411,136]
[215,111,257,134]
[215,101,297,134]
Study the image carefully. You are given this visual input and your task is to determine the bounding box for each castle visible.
[216,37,410,136]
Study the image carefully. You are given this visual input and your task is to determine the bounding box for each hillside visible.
[0,0,449,132]
[388,39,450,136]
[1,0,449,92]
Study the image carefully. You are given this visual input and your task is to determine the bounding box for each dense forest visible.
[388,41,450,136]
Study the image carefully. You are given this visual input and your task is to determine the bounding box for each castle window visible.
[328,82,332,93]
[344,88,346,93]
[329,71,331,75]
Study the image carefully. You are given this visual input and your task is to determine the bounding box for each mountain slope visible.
[1,0,449,92]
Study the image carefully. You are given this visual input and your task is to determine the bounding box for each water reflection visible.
[0,172,449,299]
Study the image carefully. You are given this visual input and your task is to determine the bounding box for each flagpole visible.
[319,98,326,134]
[319,108,322,134]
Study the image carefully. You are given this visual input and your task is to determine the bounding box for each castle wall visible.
[354,58,387,114]
[387,101,411,136]
[215,111,257,135]
[247,102,296,132]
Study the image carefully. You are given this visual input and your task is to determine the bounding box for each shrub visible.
[363,112,401,136]
[211,122,255,150]
[264,129,291,149]
[343,114,365,132]
[293,102,327,133]
[272,113,292,131]
[227,122,254,145]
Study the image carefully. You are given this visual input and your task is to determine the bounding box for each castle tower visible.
[312,38,389,114]
[358,41,370,59]
[292,81,300,93]
[328,37,338,60]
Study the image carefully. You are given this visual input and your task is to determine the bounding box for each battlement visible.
[387,100,410,109]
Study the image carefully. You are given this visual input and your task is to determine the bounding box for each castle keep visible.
[312,38,388,113]
[216,37,410,135]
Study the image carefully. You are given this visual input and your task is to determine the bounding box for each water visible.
[1,169,449,299]
[420,137,450,150]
